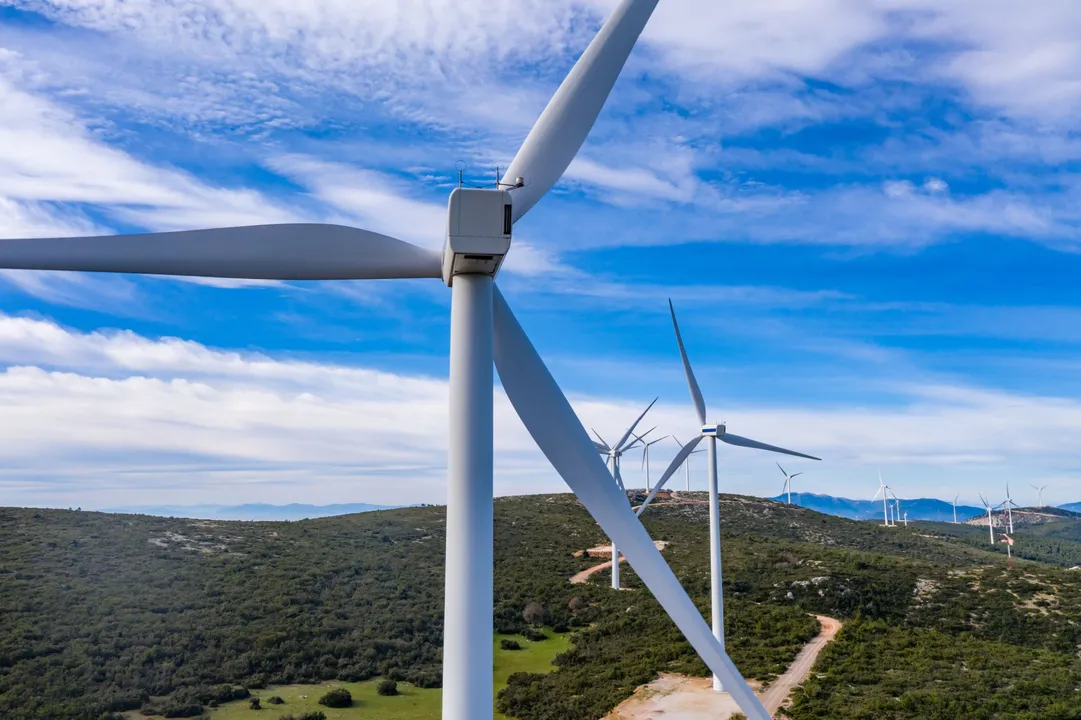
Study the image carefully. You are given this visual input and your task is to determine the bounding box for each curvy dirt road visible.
[606,614,843,719]
[569,541,669,585]
[757,614,843,714]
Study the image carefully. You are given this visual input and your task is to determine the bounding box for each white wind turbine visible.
[1031,483,1048,508]
[953,494,960,524]
[872,472,893,527]
[635,300,819,693]
[673,436,705,491]
[777,463,803,505]
[593,399,657,590]
[636,431,670,492]
[0,2,776,718]
[979,494,996,545]
[1000,484,1019,534]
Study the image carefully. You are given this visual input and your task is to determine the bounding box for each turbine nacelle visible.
[441,188,513,285]
[701,423,726,437]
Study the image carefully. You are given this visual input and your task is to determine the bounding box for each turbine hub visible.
[441,188,513,285]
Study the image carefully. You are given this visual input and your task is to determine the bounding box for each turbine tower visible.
[953,494,960,524]
[1002,484,1018,534]
[0,2,777,718]
[635,300,819,692]
[673,436,705,491]
[1031,483,1048,508]
[777,463,804,504]
[593,400,657,590]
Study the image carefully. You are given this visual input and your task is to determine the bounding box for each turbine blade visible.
[503,0,659,222]
[669,300,707,425]
[491,288,769,720]
[591,428,610,451]
[593,440,609,452]
[790,472,804,479]
[872,488,883,501]
[636,435,705,515]
[0,224,441,280]
[615,397,658,452]
[776,461,787,477]
[720,433,820,461]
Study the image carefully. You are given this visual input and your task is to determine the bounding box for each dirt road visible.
[605,614,843,719]
[757,615,843,714]
[569,541,668,584]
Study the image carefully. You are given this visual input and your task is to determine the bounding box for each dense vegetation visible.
[2,493,1081,719]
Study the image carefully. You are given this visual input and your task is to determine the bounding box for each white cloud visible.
[1,313,1081,509]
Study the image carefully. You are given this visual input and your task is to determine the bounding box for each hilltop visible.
[2,493,1081,719]
[97,502,400,521]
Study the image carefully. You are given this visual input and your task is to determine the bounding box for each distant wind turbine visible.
[634,431,669,492]
[673,436,705,491]
[979,494,995,545]
[1031,483,1049,508]
[873,472,891,527]
[634,300,819,693]
[593,399,657,590]
[1001,484,1019,534]
[953,494,960,524]
[777,463,804,505]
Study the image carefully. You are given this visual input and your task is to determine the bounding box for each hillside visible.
[98,502,399,521]
[2,494,1081,719]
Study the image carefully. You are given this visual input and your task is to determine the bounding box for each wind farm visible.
[2,0,1080,719]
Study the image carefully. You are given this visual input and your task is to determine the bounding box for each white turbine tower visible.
[635,300,819,693]
[1031,483,1048,508]
[593,400,657,590]
[673,436,705,491]
[636,431,670,492]
[1002,484,1018,534]
[0,2,777,718]
[980,494,996,545]
[777,463,804,505]
[953,494,960,524]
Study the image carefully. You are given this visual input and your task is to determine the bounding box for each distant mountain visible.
[769,492,984,523]
[99,502,400,521]
[1060,502,1081,514]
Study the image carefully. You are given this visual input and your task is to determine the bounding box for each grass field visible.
[206,629,572,720]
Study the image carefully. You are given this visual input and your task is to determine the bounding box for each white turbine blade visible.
[636,435,705,516]
[872,487,884,501]
[647,435,668,447]
[720,433,820,461]
[776,462,787,477]
[0,224,441,280]
[491,289,769,720]
[669,300,707,425]
[504,0,659,223]
[591,428,611,451]
[615,398,658,452]
[790,472,804,479]
[593,440,609,452]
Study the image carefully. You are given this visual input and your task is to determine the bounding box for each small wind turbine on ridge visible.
[673,436,705,491]
[1031,483,1049,508]
[873,471,894,527]
[979,494,996,545]
[777,463,803,505]
[634,430,669,492]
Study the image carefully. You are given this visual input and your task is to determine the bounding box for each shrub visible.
[568,596,587,612]
[377,679,399,697]
[267,696,284,705]
[249,698,261,710]
[522,601,548,625]
[522,627,548,642]
[279,714,325,720]
[317,688,352,708]
[500,639,522,651]
[552,623,569,634]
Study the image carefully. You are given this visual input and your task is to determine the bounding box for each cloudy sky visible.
[1,0,1080,510]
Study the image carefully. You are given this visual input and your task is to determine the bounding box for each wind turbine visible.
[1031,483,1048,508]
[1002,484,1019,534]
[979,494,996,545]
[953,494,960,524]
[673,436,705,491]
[593,400,657,590]
[636,431,670,493]
[778,463,804,505]
[635,300,819,693]
[872,472,892,527]
[0,2,777,718]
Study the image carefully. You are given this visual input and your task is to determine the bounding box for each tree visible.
[500,639,522,651]
[249,698,261,710]
[523,601,548,625]
[377,679,399,697]
[317,688,351,708]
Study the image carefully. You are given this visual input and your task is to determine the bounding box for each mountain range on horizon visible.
[97,502,401,521]
[92,493,1081,523]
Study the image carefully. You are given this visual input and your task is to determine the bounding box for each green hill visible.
[2,493,1081,719]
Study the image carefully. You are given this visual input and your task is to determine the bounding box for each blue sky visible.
[1,0,1080,510]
